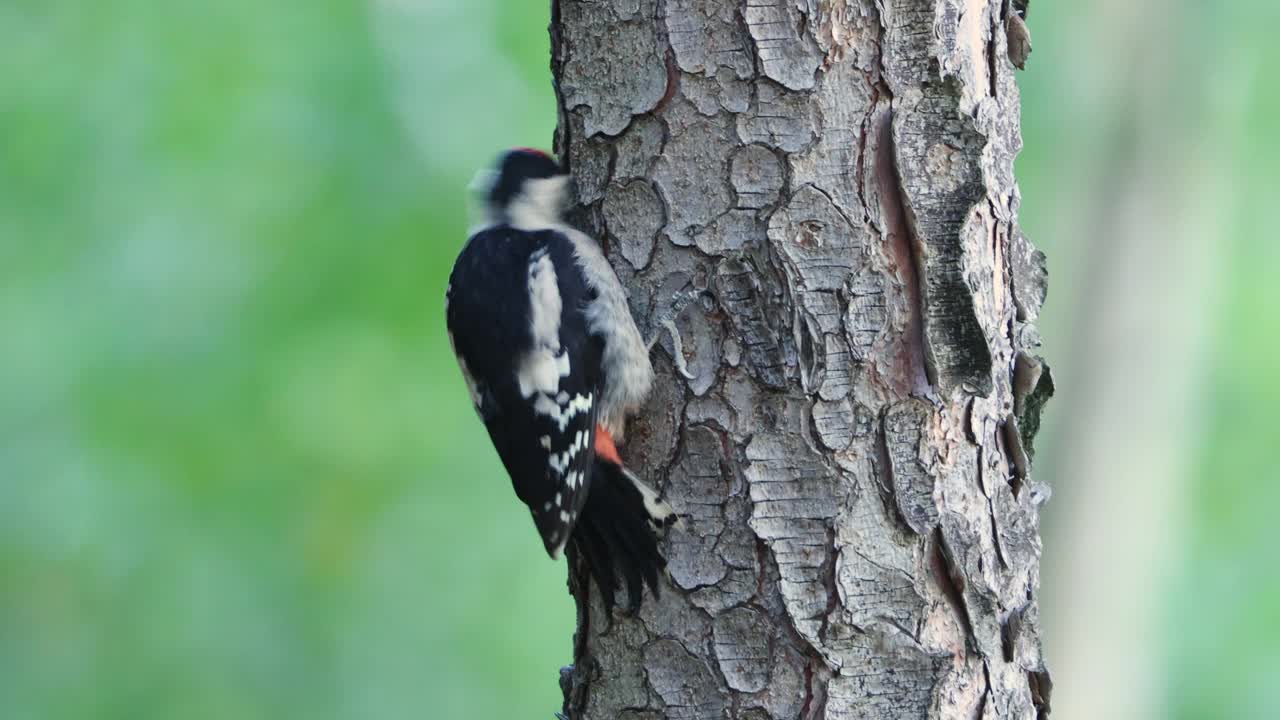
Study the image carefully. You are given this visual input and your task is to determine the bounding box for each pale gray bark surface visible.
[551,1,1052,718]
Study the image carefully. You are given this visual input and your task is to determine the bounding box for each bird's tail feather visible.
[571,459,675,612]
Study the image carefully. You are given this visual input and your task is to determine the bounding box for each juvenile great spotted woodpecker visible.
[445,148,676,611]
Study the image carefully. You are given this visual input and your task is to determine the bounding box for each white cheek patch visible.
[507,176,569,230]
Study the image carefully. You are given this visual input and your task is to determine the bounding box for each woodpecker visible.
[445,148,676,611]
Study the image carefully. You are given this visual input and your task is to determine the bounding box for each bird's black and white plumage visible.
[445,148,675,611]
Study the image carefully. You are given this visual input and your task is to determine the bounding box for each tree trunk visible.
[551,1,1052,718]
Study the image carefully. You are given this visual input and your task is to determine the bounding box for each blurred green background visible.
[0,1,1274,718]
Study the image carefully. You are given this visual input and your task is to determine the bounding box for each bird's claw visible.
[661,318,698,380]
[646,284,706,382]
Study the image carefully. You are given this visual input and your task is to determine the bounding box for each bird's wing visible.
[446,226,603,557]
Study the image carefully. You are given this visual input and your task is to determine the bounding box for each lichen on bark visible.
[552,0,1052,717]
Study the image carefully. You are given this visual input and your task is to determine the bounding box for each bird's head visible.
[473,148,568,229]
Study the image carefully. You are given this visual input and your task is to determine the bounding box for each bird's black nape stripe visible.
[489,149,563,211]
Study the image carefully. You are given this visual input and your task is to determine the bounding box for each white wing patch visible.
[517,348,570,398]
[547,430,590,474]
[514,244,596,560]
[516,248,573,399]
[526,248,560,347]
[533,392,593,432]
[548,529,565,560]
[549,536,568,561]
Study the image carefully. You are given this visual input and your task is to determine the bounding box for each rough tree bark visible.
[551,1,1053,717]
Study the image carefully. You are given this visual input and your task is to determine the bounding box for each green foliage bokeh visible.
[0,2,567,717]
[1,1,1276,718]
